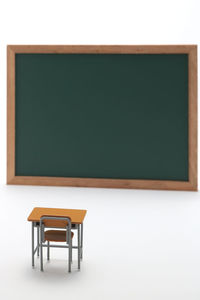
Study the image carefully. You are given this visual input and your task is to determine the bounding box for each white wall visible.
[0,1,199,300]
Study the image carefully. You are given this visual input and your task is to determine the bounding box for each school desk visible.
[27,207,87,269]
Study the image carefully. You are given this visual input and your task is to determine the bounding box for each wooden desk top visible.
[27,207,87,224]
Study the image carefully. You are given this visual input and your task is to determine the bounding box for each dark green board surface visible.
[15,54,188,181]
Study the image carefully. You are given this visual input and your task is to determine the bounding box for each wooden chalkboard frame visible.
[7,45,198,190]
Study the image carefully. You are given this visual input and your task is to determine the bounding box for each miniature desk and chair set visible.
[27,207,87,272]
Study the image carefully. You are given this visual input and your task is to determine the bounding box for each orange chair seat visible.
[44,230,74,242]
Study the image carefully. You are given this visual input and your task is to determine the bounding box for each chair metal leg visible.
[68,237,72,272]
[78,224,80,270]
[37,225,39,257]
[47,241,50,260]
[32,222,34,267]
[71,239,73,263]
[40,225,43,271]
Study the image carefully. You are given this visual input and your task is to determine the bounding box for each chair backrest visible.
[41,217,68,228]
[40,216,72,244]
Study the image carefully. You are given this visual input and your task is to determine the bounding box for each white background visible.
[0,1,199,299]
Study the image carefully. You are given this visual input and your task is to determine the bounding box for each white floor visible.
[0,184,200,300]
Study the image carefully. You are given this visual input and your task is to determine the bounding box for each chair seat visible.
[44,230,74,242]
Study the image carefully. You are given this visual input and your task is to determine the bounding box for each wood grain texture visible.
[7,45,198,191]
[188,46,198,190]
[9,176,195,191]
[27,207,87,224]
[7,44,197,54]
[7,46,15,183]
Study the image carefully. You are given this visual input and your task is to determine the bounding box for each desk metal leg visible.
[78,224,81,270]
[40,224,43,271]
[32,222,34,267]
[37,225,39,257]
[81,223,83,259]
[47,241,50,260]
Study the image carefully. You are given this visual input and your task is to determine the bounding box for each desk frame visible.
[7,45,198,191]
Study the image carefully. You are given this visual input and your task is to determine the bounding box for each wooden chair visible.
[40,216,74,272]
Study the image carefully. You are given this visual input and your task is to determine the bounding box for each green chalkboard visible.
[15,53,188,181]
